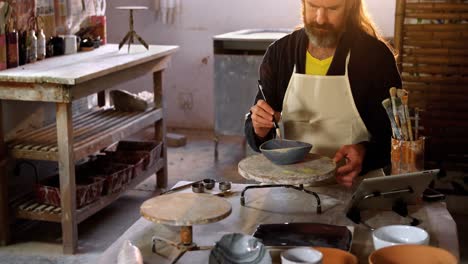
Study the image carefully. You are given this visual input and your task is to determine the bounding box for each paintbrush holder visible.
[391,137,425,174]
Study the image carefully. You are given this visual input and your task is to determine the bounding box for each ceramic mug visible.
[281,247,323,264]
[62,35,77,55]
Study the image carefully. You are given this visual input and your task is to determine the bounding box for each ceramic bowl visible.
[281,247,323,264]
[209,233,271,264]
[315,247,357,264]
[260,139,312,165]
[372,225,429,250]
[369,245,457,264]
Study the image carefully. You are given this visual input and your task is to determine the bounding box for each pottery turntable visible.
[140,193,232,263]
[237,153,337,214]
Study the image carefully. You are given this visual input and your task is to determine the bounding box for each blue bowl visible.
[260,139,313,165]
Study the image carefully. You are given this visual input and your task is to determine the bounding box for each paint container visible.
[203,179,215,190]
[219,181,231,192]
[89,15,106,45]
[192,182,204,193]
[391,137,425,174]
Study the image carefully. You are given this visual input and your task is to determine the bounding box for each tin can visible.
[89,15,107,45]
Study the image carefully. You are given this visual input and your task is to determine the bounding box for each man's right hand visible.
[250,100,279,138]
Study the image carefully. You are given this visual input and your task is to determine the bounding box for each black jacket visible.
[245,28,402,174]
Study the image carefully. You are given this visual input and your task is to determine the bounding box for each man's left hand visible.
[333,144,366,187]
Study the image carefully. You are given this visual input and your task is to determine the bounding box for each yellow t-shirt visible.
[305,52,333,76]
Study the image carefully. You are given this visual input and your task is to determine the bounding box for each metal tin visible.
[203,179,215,190]
[219,181,231,192]
[192,182,205,193]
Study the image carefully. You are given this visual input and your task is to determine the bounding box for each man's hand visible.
[250,100,279,138]
[333,144,366,187]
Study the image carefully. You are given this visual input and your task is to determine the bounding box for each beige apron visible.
[282,53,370,159]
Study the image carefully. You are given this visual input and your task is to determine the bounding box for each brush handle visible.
[258,81,281,136]
[382,101,402,140]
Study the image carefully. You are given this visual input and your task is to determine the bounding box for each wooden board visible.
[238,153,336,186]
[140,193,232,226]
[0,44,178,85]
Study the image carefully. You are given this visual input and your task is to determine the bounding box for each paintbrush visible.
[401,95,413,141]
[389,87,401,130]
[258,81,282,139]
[394,97,409,141]
[382,98,402,140]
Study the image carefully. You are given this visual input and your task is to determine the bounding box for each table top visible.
[0,44,178,85]
[115,6,149,10]
[140,193,232,226]
[99,181,459,264]
[238,153,336,185]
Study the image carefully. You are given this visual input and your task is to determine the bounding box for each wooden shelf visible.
[13,158,164,223]
[7,107,162,162]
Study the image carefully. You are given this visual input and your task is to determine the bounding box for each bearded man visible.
[245,0,402,187]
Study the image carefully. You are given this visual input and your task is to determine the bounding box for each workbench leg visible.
[0,101,9,246]
[56,103,77,254]
[153,71,168,189]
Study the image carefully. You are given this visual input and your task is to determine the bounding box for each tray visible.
[115,140,162,168]
[95,163,133,194]
[100,151,146,179]
[35,174,105,208]
[252,223,353,251]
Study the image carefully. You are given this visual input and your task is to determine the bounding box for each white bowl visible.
[372,225,429,250]
[281,247,323,264]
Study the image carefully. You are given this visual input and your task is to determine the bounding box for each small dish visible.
[260,139,312,165]
[372,225,429,250]
[369,244,457,264]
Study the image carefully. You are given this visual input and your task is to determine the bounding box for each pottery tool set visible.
[382,88,416,141]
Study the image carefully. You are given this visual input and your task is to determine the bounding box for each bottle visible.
[6,29,19,68]
[28,29,37,63]
[37,29,46,60]
[18,30,26,65]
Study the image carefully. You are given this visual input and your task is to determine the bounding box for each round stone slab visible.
[238,153,336,185]
[141,193,232,226]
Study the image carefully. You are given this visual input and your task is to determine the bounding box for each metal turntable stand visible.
[140,193,231,263]
[238,153,337,214]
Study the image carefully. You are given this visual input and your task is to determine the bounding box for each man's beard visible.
[304,21,342,48]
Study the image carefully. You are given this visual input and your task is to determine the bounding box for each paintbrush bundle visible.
[382,88,425,174]
[382,88,414,141]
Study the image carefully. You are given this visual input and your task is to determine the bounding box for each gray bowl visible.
[260,139,312,165]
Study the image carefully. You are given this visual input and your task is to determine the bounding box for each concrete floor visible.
[0,128,466,263]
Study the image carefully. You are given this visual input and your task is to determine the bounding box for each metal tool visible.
[258,80,282,139]
[160,181,201,195]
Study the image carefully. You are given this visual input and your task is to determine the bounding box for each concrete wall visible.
[106,0,396,130]
[2,0,397,137]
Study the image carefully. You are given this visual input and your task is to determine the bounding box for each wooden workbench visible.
[99,181,459,263]
[0,44,178,254]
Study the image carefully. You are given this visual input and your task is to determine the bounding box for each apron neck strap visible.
[344,52,351,76]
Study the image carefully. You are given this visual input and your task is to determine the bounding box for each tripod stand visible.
[116,6,149,52]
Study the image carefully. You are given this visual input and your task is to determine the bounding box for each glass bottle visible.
[6,29,19,68]
[37,29,46,60]
[28,29,37,63]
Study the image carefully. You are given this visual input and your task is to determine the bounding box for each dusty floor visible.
[0,128,466,263]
